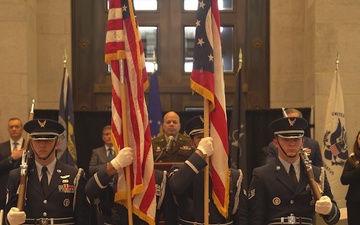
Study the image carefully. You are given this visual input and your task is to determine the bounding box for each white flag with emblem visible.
[322,66,348,208]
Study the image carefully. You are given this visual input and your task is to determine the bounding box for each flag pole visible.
[119,59,134,225]
[153,50,157,72]
[203,98,210,225]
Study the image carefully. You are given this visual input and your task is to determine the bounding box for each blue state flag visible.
[148,71,162,137]
[58,66,77,167]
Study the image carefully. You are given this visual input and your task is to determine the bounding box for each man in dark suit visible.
[152,111,193,162]
[0,118,24,210]
[6,119,90,225]
[248,116,340,225]
[88,125,115,224]
[265,108,323,167]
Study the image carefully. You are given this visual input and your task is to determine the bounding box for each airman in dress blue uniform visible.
[248,117,340,225]
[168,116,248,225]
[6,119,90,225]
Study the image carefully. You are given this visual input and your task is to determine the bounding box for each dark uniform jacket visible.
[152,133,193,162]
[85,165,177,225]
[169,153,248,225]
[248,157,340,225]
[6,160,90,225]
[0,140,24,209]
[265,137,323,167]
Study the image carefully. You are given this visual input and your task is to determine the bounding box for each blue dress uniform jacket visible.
[248,157,340,225]
[85,165,177,225]
[169,153,248,225]
[6,160,90,225]
[152,134,193,162]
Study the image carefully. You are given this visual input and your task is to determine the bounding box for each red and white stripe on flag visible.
[105,0,156,224]
[190,0,230,218]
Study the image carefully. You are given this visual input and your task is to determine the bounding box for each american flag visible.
[105,0,156,224]
[58,66,77,167]
[190,0,230,218]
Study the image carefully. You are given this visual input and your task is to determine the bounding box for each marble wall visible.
[0,0,71,141]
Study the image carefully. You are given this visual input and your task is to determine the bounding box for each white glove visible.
[197,137,214,156]
[110,147,134,170]
[315,196,333,215]
[7,207,26,225]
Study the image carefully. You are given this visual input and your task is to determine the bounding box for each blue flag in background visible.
[58,67,77,167]
[148,71,162,137]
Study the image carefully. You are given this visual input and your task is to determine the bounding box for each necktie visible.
[13,141,18,151]
[41,166,48,194]
[289,164,298,188]
[108,148,114,161]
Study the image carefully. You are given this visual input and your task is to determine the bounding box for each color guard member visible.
[6,119,90,225]
[248,117,340,225]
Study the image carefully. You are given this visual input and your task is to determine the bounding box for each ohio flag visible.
[190,0,229,218]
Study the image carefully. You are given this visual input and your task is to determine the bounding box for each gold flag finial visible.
[237,48,243,73]
[335,53,340,71]
[63,49,67,68]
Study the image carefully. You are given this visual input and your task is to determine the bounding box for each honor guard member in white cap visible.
[5,119,90,225]
[248,117,340,225]
[168,115,248,225]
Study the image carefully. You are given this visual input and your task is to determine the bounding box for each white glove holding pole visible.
[7,207,26,225]
[315,196,333,215]
[110,147,134,170]
[197,137,214,157]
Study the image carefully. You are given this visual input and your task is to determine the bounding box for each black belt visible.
[179,218,233,225]
[268,216,312,225]
[24,217,75,225]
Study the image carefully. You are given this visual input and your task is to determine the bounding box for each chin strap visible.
[277,140,300,158]
[31,139,58,160]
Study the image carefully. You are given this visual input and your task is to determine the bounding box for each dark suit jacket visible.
[6,160,90,224]
[88,146,108,177]
[248,157,340,225]
[265,136,323,166]
[0,140,23,209]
